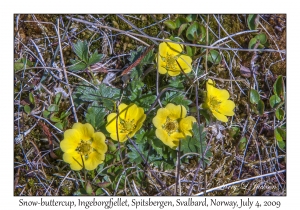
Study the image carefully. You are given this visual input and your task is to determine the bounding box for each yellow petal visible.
[170,132,184,141]
[72,123,94,141]
[118,103,129,119]
[84,151,105,170]
[157,54,168,75]
[152,107,170,128]
[212,110,228,122]
[110,133,127,142]
[127,104,144,121]
[206,79,215,94]
[133,114,146,134]
[106,113,117,133]
[206,80,230,101]
[179,116,196,136]
[213,88,230,101]
[60,129,81,153]
[92,132,107,155]
[177,55,192,74]
[167,68,181,77]
[63,151,83,171]
[136,109,146,124]
[183,130,192,136]
[166,103,187,119]
[218,100,235,116]
[159,40,183,56]
[155,129,177,148]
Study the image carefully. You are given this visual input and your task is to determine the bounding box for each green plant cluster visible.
[67,38,212,195]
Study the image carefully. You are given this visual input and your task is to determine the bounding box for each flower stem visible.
[175,141,181,195]
[87,66,97,84]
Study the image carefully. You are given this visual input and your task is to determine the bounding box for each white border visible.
[3,0,297,209]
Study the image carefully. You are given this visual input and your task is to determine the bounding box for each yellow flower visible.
[106,103,146,142]
[204,79,235,122]
[60,123,107,171]
[158,40,192,76]
[152,103,196,148]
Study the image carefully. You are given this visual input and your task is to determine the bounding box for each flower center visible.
[209,96,222,111]
[161,53,179,71]
[76,140,92,160]
[119,119,136,133]
[163,117,179,135]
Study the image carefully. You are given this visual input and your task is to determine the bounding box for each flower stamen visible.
[161,53,179,72]
[209,96,222,112]
[76,140,92,160]
[162,117,179,135]
[119,119,137,134]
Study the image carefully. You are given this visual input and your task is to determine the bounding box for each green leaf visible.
[74,40,89,63]
[273,75,284,97]
[186,45,197,57]
[107,140,117,152]
[269,95,281,108]
[141,48,155,65]
[127,144,145,164]
[257,100,265,115]
[229,127,240,138]
[127,46,154,80]
[275,108,285,120]
[126,80,144,101]
[69,59,87,71]
[47,104,59,112]
[150,137,165,157]
[277,140,285,150]
[175,17,188,28]
[55,122,64,130]
[95,188,103,196]
[29,92,35,104]
[85,181,93,195]
[163,20,177,30]
[43,110,50,118]
[162,91,192,111]
[178,23,188,36]
[135,129,148,144]
[186,22,204,41]
[186,14,197,22]
[60,111,71,120]
[274,127,286,142]
[14,62,26,71]
[169,77,184,89]
[75,83,120,110]
[74,188,87,196]
[128,46,145,63]
[199,109,211,125]
[88,51,104,65]
[24,105,31,114]
[136,93,156,110]
[255,33,267,45]
[180,123,208,155]
[85,102,107,130]
[250,89,260,104]
[247,14,258,30]
[239,137,247,151]
[50,113,61,123]
[170,94,192,111]
[161,161,175,170]
[54,92,62,105]
[207,50,221,64]
[14,58,34,71]
[248,38,258,49]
